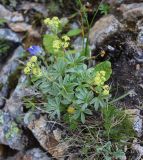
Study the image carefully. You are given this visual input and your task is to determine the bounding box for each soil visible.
[95,30,143,109]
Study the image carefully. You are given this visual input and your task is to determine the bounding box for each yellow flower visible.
[52,17,61,27]
[94,70,106,86]
[62,42,69,48]
[102,89,109,96]
[24,67,31,74]
[27,62,35,68]
[32,67,42,76]
[30,56,37,63]
[44,17,61,29]
[52,17,59,21]
[44,18,50,25]
[103,85,109,90]
[67,106,75,114]
[102,85,110,96]
[100,50,106,57]
[53,40,62,50]
[62,35,70,42]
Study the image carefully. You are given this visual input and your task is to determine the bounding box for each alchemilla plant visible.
[23,17,112,126]
[22,16,136,159]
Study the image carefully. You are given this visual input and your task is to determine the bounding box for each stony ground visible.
[0,0,143,159]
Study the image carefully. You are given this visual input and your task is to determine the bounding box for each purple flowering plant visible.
[27,45,43,56]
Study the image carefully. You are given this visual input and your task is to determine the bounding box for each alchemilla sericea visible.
[23,17,112,126]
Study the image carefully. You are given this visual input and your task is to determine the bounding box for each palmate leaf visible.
[58,75,76,102]
[45,97,61,119]
[113,150,126,159]
[75,88,94,105]
[52,58,67,77]
[65,53,87,66]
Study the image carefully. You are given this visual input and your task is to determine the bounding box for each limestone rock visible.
[24,114,68,159]
[0,111,27,150]
[89,15,122,47]
[0,29,22,43]
[0,46,24,108]
[119,3,143,21]
[0,4,24,23]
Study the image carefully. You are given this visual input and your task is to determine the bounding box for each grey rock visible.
[8,23,41,38]
[6,148,51,160]
[133,110,142,137]
[136,19,143,31]
[137,30,143,47]
[72,37,88,52]
[89,15,122,46]
[0,46,24,108]
[4,75,38,117]
[24,114,68,159]
[0,29,22,43]
[0,4,24,23]
[19,2,48,17]
[119,3,143,21]
[132,142,143,159]
[0,111,27,150]
[126,109,142,137]
[24,148,51,160]
[70,22,79,29]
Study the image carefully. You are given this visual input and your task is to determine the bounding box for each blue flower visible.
[27,45,42,56]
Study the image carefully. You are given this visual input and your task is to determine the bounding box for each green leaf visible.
[104,156,112,160]
[94,61,112,81]
[43,34,58,54]
[81,112,85,123]
[99,3,110,15]
[67,28,81,37]
[113,150,125,159]
[84,109,92,115]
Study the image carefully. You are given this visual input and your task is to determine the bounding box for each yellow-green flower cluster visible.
[102,85,109,96]
[67,106,75,114]
[94,71,106,86]
[94,71,110,96]
[53,40,62,51]
[24,56,42,76]
[53,35,70,51]
[62,35,70,49]
[44,17,61,30]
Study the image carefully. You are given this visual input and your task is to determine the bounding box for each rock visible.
[89,15,122,46]
[125,109,142,137]
[4,75,38,117]
[8,23,31,32]
[132,142,143,159]
[24,114,68,159]
[136,19,143,31]
[0,29,22,43]
[8,23,41,38]
[19,2,48,17]
[23,148,51,160]
[0,111,27,150]
[0,46,24,108]
[72,37,83,51]
[0,4,24,23]
[119,3,143,21]
[7,148,51,160]
[137,30,143,47]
